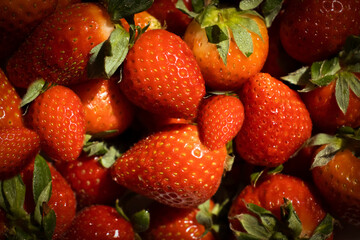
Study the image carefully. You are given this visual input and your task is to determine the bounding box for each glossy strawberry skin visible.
[0,127,40,180]
[120,29,206,120]
[25,85,86,163]
[312,147,360,227]
[229,174,329,238]
[6,3,114,88]
[54,153,127,209]
[196,94,244,150]
[0,69,23,128]
[61,205,135,240]
[71,77,135,138]
[111,124,227,208]
[279,0,360,64]
[235,73,312,167]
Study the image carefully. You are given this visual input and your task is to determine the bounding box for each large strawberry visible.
[0,127,40,179]
[0,68,23,128]
[228,173,334,239]
[279,0,360,64]
[61,205,135,240]
[119,29,206,120]
[25,85,86,163]
[235,72,312,167]
[196,94,244,150]
[183,4,269,91]
[111,124,228,208]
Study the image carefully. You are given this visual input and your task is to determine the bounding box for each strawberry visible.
[0,127,40,179]
[61,205,135,240]
[111,124,228,208]
[279,0,360,64]
[196,94,244,150]
[6,2,115,88]
[183,5,269,91]
[25,85,86,163]
[0,68,23,128]
[228,173,334,239]
[20,159,77,240]
[54,152,127,209]
[71,77,135,138]
[147,0,193,36]
[234,72,312,167]
[119,29,206,120]
[310,127,360,227]
[143,201,216,239]
[120,11,162,34]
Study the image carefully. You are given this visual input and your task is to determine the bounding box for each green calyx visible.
[230,199,334,240]
[282,35,360,114]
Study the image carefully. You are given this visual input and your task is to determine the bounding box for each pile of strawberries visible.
[1,0,360,239]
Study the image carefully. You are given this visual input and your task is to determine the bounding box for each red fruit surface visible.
[61,205,135,240]
[235,73,312,167]
[120,29,206,120]
[111,124,227,208]
[196,94,244,150]
[25,85,86,163]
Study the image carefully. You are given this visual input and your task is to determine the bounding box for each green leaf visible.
[108,0,154,22]
[346,72,360,98]
[307,133,338,147]
[229,23,253,57]
[339,35,360,66]
[87,26,130,79]
[33,155,52,205]
[196,200,213,237]
[130,209,150,233]
[83,141,108,156]
[34,182,52,225]
[2,175,28,218]
[281,66,311,87]
[205,24,230,64]
[20,79,46,108]
[261,0,284,27]
[100,146,121,168]
[239,0,263,10]
[191,0,205,13]
[42,209,56,240]
[310,58,341,86]
[237,15,263,41]
[309,214,334,240]
[280,199,302,238]
[176,0,199,18]
[310,144,342,169]
[335,73,350,114]
[237,213,272,238]
[246,203,278,232]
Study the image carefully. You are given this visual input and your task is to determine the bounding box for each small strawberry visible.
[111,124,228,208]
[120,11,162,34]
[228,173,334,239]
[0,68,23,128]
[61,205,135,240]
[279,0,360,64]
[119,29,206,120]
[71,77,135,138]
[183,4,269,91]
[54,152,127,209]
[235,72,312,167]
[196,94,244,150]
[25,85,86,163]
[0,127,40,179]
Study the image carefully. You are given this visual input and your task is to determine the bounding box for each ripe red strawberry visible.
[143,201,216,239]
[183,7,269,91]
[25,85,86,163]
[0,127,40,179]
[196,94,244,150]
[279,0,360,64]
[71,77,135,138]
[61,205,135,240]
[111,124,228,208]
[147,0,193,36]
[21,160,77,240]
[6,2,115,88]
[228,173,333,239]
[119,29,206,120]
[235,72,312,167]
[0,68,23,128]
[54,153,127,209]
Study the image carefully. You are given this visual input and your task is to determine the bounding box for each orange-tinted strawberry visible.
[62,205,135,240]
[0,127,40,179]
[0,68,23,128]
[183,7,269,91]
[71,77,135,138]
[120,11,161,34]
[228,173,333,239]
[25,85,86,163]
[279,0,360,64]
[235,73,312,167]
[120,29,206,120]
[111,124,228,208]
[196,94,244,150]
